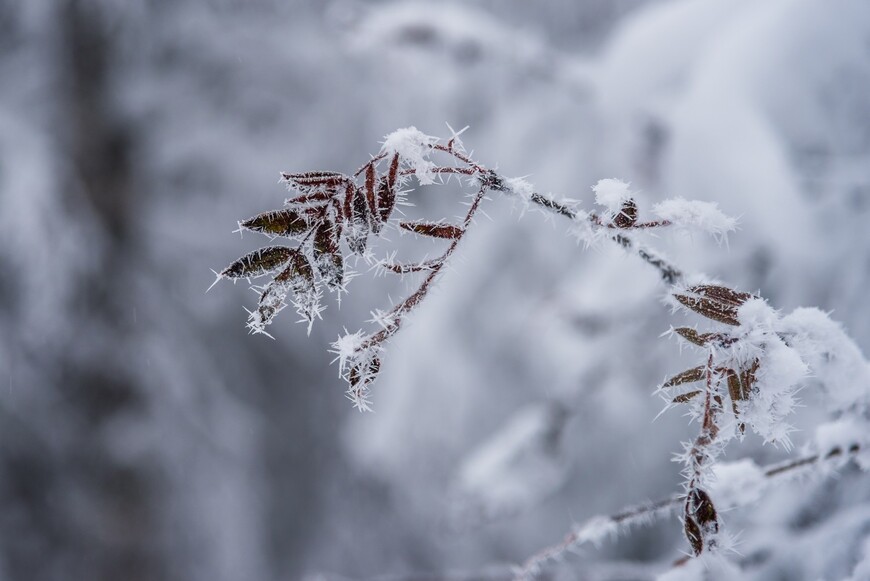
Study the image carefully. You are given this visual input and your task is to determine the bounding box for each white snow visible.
[331,330,367,376]
[503,176,536,200]
[780,307,870,412]
[710,459,766,507]
[592,178,632,212]
[653,198,737,241]
[381,126,439,185]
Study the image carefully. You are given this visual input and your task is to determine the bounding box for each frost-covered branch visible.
[516,442,865,580]
[214,129,727,410]
[215,128,870,578]
[494,179,686,285]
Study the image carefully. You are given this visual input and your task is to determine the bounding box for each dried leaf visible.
[274,250,314,285]
[688,285,754,307]
[364,163,382,233]
[345,355,381,411]
[313,221,344,289]
[221,246,294,279]
[613,198,638,228]
[674,327,706,346]
[725,369,745,401]
[672,390,702,404]
[251,250,317,330]
[341,182,354,222]
[313,219,339,255]
[663,365,706,388]
[684,488,718,556]
[688,488,718,528]
[674,285,755,326]
[684,516,703,556]
[674,294,740,326]
[674,327,735,347]
[250,281,288,330]
[352,187,369,227]
[399,221,463,239]
[347,186,370,255]
[377,153,400,224]
[725,369,745,433]
[285,190,335,206]
[282,171,350,192]
[349,356,381,388]
[240,209,310,238]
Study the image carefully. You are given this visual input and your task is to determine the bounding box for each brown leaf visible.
[663,365,706,388]
[684,488,719,556]
[674,327,706,346]
[725,369,745,433]
[351,185,370,227]
[251,281,287,329]
[313,219,339,255]
[386,152,400,184]
[347,187,370,255]
[254,250,316,327]
[688,285,754,307]
[674,284,756,326]
[349,356,381,388]
[674,327,736,347]
[672,390,702,404]
[341,182,355,223]
[240,209,310,238]
[399,221,463,239]
[364,163,382,233]
[674,294,741,326]
[313,221,344,289]
[613,198,638,228]
[282,171,350,192]
[377,153,400,224]
[221,246,294,279]
[285,190,335,205]
[688,488,718,528]
[684,516,703,556]
[274,249,314,285]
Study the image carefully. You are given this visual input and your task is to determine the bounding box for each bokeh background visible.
[1,1,869,580]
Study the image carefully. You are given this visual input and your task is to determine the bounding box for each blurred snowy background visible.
[1,0,869,580]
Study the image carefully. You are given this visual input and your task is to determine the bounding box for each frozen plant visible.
[215,129,870,578]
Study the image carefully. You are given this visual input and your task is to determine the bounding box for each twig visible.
[359,182,488,352]
[519,190,683,285]
[408,144,684,285]
[515,443,863,579]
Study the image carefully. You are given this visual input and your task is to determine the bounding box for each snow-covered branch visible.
[215,129,870,578]
[517,443,864,580]
[215,129,722,409]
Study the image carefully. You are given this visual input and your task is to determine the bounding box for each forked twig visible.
[516,443,863,579]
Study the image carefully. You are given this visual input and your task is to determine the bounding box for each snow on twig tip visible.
[592,178,633,212]
[381,126,439,185]
[653,198,737,243]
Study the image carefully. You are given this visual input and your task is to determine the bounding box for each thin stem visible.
[524,192,683,285]
[516,443,862,579]
[529,192,577,219]
[359,184,488,352]
[401,143,684,286]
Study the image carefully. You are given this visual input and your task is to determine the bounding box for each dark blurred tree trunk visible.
[56,1,157,579]
[62,0,135,246]
[0,2,160,580]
